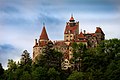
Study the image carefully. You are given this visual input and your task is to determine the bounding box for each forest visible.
[0,38,120,80]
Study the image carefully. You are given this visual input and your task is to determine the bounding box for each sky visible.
[0,0,120,69]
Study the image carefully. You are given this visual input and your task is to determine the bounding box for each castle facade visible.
[33,15,105,69]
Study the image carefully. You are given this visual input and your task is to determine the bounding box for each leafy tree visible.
[67,71,84,80]
[31,66,47,80]
[0,63,4,76]
[19,50,32,74]
[71,42,87,71]
[20,50,32,66]
[36,41,63,70]
[0,63,4,79]
[105,60,120,80]
[20,71,31,80]
[47,68,60,80]
[7,59,17,71]
[2,39,120,80]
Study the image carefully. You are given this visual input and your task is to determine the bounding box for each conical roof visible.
[69,14,75,22]
[70,16,74,21]
[40,26,49,40]
[95,27,104,34]
[78,31,85,38]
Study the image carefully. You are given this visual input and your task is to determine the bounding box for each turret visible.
[64,14,79,42]
[39,24,49,47]
[39,26,49,41]
[95,27,105,44]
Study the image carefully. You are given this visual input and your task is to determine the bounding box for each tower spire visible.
[71,13,73,17]
[69,14,75,22]
[39,24,49,40]
[43,22,45,27]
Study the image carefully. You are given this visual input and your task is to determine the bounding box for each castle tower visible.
[64,15,79,42]
[95,27,105,44]
[33,24,49,62]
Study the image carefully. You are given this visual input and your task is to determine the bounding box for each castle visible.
[33,15,105,69]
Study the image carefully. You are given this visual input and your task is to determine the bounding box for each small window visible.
[65,61,68,63]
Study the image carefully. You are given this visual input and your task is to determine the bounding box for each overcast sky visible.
[0,0,120,69]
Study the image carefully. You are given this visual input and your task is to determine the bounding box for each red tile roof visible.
[64,25,78,34]
[40,41,47,47]
[40,27,49,40]
[54,41,67,46]
[76,40,87,42]
[78,31,85,38]
[95,27,104,34]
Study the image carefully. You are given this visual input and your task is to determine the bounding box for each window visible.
[65,61,68,63]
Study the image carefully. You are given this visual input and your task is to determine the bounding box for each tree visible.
[0,63,4,76]
[67,71,84,80]
[71,42,87,71]
[31,67,47,80]
[7,59,17,71]
[105,60,120,80]
[36,41,63,70]
[47,68,60,80]
[0,63,4,79]
[20,50,32,66]
[20,71,31,80]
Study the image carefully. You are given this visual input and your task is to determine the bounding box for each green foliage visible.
[7,59,17,71]
[47,68,60,80]
[105,60,120,80]
[67,71,84,80]
[20,71,31,80]
[0,63,4,75]
[20,50,32,66]
[71,42,87,71]
[0,63,4,79]
[1,39,120,80]
[31,67,47,80]
[36,42,63,70]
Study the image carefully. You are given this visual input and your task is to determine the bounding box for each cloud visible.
[0,5,19,14]
[0,44,21,69]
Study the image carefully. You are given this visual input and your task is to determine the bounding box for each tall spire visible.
[69,14,75,22]
[40,24,49,40]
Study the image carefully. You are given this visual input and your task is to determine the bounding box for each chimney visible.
[35,39,37,45]
[84,30,86,34]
